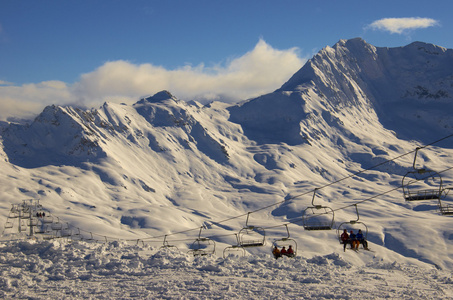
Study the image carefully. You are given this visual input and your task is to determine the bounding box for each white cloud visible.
[0,81,75,121]
[0,80,13,85]
[368,17,439,34]
[0,39,306,121]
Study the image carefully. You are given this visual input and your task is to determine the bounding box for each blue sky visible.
[0,0,450,121]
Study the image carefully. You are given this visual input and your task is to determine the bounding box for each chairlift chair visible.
[336,204,368,248]
[42,230,55,240]
[41,214,53,224]
[302,188,335,231]
[19,219,27,232]
[237,212,265,247]
[402,147,445,201]
[28,217,38,227]
[271,224,297,257]
[34,226,46,234]
[8,205,20,218]
[72,228,83,240]
[60,223,72,237]
[160,235,178,250]
[85,232,95,241]
[438,201,453,215]
[20,210,31,220]
[223,234,246,258]
[188,226,216,256]
[51,217,63,231]
[4,218,14,229]
[2,218,14,235]
[438,188,453,215]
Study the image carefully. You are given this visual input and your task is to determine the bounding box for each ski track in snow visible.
[0,240,452,299]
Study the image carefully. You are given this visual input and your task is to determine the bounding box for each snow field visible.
[0,239,452,299]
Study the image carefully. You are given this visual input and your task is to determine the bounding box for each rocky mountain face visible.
[3,38,452,169]
[278,38,453,143]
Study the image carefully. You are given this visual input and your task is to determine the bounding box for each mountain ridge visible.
[1,38,453,269]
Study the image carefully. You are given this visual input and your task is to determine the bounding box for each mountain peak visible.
[137,90,177,104]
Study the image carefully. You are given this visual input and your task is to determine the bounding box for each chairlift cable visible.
[6,133,453,246]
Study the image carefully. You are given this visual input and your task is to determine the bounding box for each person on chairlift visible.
[286,245,295,257]
[272,246,281,259]
[356,229,369,250]
[340,229,349,252]
[350,230,360,250]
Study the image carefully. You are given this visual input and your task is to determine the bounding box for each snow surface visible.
[0,240,452,299]
[1,38,453,298]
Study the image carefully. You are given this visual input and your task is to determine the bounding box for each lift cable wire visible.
[255,164,453,233]
[14,133,453,245]
[57,133,453,243]
[26,162,453,245]
[144,163,453,246]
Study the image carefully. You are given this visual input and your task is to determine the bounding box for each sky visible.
[0,0,451,121]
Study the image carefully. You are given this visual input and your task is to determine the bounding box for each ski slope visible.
[1,38,453,298]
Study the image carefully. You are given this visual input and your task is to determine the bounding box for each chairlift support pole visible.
[283,224,290,240]
[198,226,203,239]
[312,188,321,209]
[163,235,169,247]
[245,212,252,228]
[29,211,33,237]
[350,204,360,224]
[413,147,422,170]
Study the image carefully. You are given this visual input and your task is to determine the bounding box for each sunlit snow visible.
[1,38,453,299]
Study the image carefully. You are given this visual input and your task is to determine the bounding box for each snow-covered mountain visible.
[1,37,453,277]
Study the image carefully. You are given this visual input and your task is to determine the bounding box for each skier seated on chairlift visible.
[356,229,369,250]
[285,245,295,257]
[272,246,281,259]
[280,246,287,256]
[340,229,349,252]
[349,230,360,250]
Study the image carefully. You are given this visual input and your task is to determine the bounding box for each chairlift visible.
[336,204,368,249]
[8,205,20,218]
[72,228,83,240]
[438,201,453,215]
[28,217,38,227]
[4,218,14,229]
[188,226,216,256]
[85,232,95,241]
[160,235,178,250]
[42,230,55,240]
[60,223,72,237]
[2,218,14,235]
[271,224,297,257]
[51,217,63,231]
[21,200,32,215]
[34,216,49,234]
[402,147,445,201]
[237,212,265,247]
[20,210,31,220]
[19,219,27,232]
[438,188,453,215]
[223,234,246,258]
[34,224,47,234]
[41,214,53,224]
[302,188,335,230]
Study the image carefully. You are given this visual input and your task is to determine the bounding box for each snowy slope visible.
[1,38,453,298]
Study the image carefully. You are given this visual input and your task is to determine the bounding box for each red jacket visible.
[341,232,349,242]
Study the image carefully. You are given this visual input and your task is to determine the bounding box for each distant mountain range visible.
[1,38,453,269]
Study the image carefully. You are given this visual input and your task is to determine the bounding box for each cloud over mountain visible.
[0,39,306,122]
